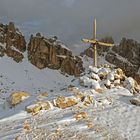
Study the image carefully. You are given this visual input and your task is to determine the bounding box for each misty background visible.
[0,0,140,54]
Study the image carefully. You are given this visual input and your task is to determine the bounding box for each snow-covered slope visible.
[0,56,140,140]
[0,56,75,118]
[0,56,75,91]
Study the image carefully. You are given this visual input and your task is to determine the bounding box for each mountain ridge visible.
[0,22,140,83]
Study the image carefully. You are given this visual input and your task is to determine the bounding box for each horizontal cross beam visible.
[82,38,114,47]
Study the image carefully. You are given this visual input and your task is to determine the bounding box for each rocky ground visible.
[0,56,140,140]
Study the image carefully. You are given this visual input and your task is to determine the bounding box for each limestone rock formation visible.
[81,37,140,83]
[0,22,84,76]
[28,34,84,76]
[106,38,140,83]
[60,56,83,76]
[0,22,26,62]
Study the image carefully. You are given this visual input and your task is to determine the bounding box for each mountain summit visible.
[81,37,140,84]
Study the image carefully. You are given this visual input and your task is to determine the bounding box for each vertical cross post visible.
[93,19,97,67]
[82,18,114,67]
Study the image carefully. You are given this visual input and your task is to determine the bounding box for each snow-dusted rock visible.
[74,112,87,121]
[10,91,30,106]
[26,101,53,115]
[114,79,121,86]
[98,67,111,75]
[91,80,101,89]
[90,89,96,94]
[104,64,111,68]
[83,95,94,107]
[53,96,78,109]
[116,68,125,78]
[75,93,85,101]
[114,68,125,81]
[39,92,48,97]
[89,66,99,73]
[124,77,140,94]
[79,76,90,86]
[130,97,140,106]
[91,88,104,94]
[107,72,115,81]
[39,101,54,110]
[95,88,104,93]
[23,120,30,133]
[26,104,41,114]
[37,92,49,100]
[98,72,107,80]
[104,79,111,88]
[91,73,100,81]
[67,86,80,94]
[79,76,101,89]
[98,98,112,106]
[114,74,121,80]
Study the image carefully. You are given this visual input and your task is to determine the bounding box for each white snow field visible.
[0,55,140,140]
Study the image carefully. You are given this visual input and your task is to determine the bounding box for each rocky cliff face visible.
[0,22,84,77]
[0,22,26,62]
[81,37,140,83]
[28,34,84,76]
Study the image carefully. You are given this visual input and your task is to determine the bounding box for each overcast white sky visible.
[0,0,140,52]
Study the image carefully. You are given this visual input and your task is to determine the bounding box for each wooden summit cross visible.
[82,18,114,67]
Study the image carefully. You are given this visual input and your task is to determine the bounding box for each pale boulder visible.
[10,91,30,106]
[26,101,53,115]
[53,96,78,109]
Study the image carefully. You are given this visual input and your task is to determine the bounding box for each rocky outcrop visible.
[112,38,140,66]
[60,56,83,76]
[5,48,24,62]
[28,34,84,76]
[0,22,26,62]
[0,22,84,76]
[105,52,139,78]
[81,37,140,84]
[106,38,140,83]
